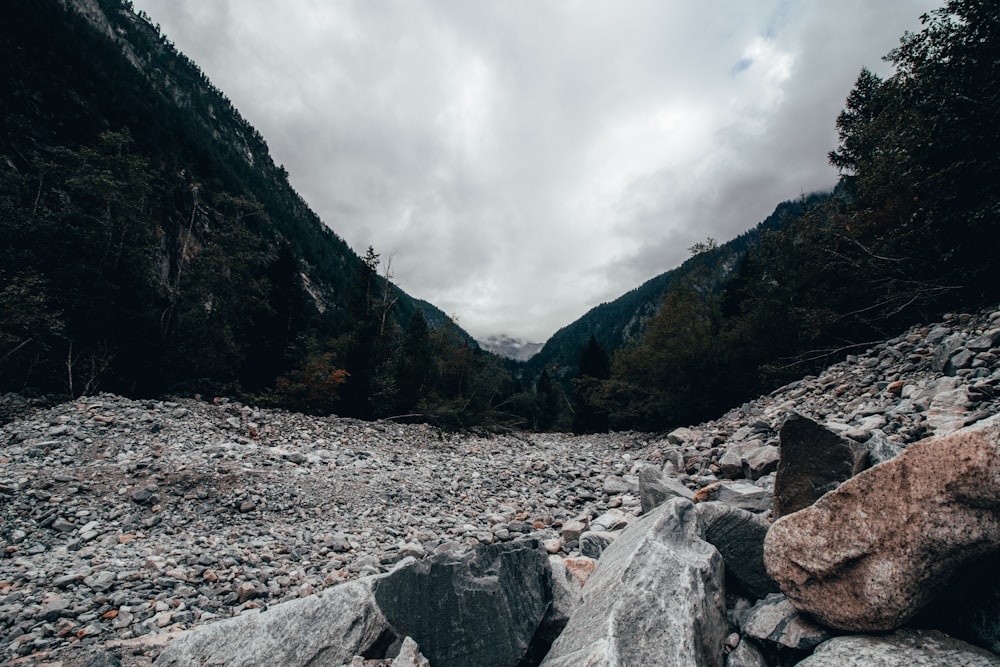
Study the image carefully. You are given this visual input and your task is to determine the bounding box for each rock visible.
[740,593,833,651]
[541,498,727,667]
[579,530,616,559]
[715,482,772,513]
[591,508,630,532]
[560,518,588,543]
[764,415,1000,631]
[932,332,966,373]
[968,329,1000,352]
[718,446,747,479]
[725,639,767,667]
[796,628,1000,667]
[602,476,630,495]
[925,384,973,435]
[851,430,904,475]
[696,502,778,600]
[373,540,552,667]
[667,427,698,445]
[561,556,597,587]
[639,464,693,513]
[773,414,855,517]
[154,579,392,667]
[547,557,584,625]
[81,652,122,667]
[743,445,779,480]
[38,596,72,621]
[533,557,585,666]
[391,637,430,667]
[51,517,76,532]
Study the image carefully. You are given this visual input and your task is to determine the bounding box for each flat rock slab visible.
[373,539,552,667]
[154,579,391,667]
[765,415,1000,631]
[795,628,1000,666]
[541,498,727,667]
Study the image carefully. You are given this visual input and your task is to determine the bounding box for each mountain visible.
[0,0,484,415]
[477,335,544,362]
[522,194,830,382]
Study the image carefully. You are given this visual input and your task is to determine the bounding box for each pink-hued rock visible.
[763,415,1000,631]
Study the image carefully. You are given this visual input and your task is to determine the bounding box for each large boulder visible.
[639,464,693,513]
[773,414,854,517]
[795,629,1000,667]
[540,498,727,667]
[764,415,1000,631]
[154,579,392,667]
[372,539,552,667]
[696,502,778,600]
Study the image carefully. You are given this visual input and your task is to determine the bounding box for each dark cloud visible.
[132,0,939,341]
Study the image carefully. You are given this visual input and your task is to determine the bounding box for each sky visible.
[131,0,940,343]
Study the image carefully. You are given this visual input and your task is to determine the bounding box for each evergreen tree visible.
[572,335,610,433]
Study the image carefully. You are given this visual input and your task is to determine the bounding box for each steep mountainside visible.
[2,0,456,332]
[1,0,482,411]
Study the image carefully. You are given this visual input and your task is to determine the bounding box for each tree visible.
[274,352,349,415]
[0,130,161,395]
[572,335,611,433]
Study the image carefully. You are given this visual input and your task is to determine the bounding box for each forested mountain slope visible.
[0,0,496,423]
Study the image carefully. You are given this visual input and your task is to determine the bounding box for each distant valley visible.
[477,335,544,362]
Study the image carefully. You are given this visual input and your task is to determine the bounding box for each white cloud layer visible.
[132,0,939,341]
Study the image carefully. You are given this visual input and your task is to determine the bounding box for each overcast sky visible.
[131,0,939,342]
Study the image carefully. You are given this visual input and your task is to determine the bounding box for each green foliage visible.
[274,352,349,415]
[571,335,611,433]
[0,130,160,395]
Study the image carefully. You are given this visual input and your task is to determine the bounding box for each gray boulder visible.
[773,414,854,517]
[154,579,392,667]
[639,464,694,513]
[796,628,1000,666]
[372,539,552,667]
[696,502,778,600]
[541,498,727,667]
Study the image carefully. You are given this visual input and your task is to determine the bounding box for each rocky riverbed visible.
[3,306,1000,665]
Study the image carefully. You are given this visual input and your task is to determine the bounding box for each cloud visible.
[132,0,940,341]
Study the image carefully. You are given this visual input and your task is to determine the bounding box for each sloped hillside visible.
[1,0,490,421]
